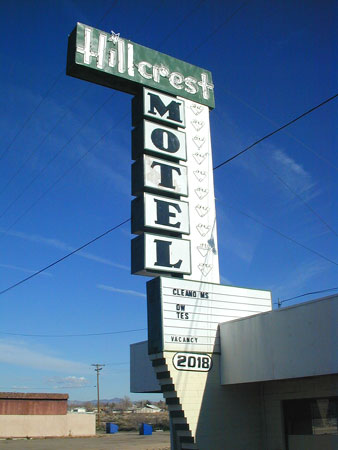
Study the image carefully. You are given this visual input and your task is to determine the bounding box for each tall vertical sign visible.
[131,88,220,284]
[67,23,272,449]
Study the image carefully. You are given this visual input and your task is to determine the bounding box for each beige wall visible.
[0,413,95,438]
[262,374,338,450]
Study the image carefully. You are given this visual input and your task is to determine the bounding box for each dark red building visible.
[0,392,68,415]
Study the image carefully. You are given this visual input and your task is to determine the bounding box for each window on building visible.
[284,397,338,436]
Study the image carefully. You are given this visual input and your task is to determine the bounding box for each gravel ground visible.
[0,432,171,450]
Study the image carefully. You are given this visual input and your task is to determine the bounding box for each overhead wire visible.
[219,202,338,267]
[0,1,119,163]
[0,218,130,295]
[0,0,203,236]
[1,4,336,298]
[254,153,338,238]
[213,93,338,170]
[1,88,337,296]
[0,386,93,390]
[0,84,90,197]
[221,87,338,172]
[212,92,338,239]
[0,92,117,223]
[277,287,338,305]
[185,1,250,58]
[0,326,145,338]
[0,75,64,162]
[213,108,338,239]
[0,0,163,198]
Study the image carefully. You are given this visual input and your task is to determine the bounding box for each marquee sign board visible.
[147,277,272,354]
[67,23,215,108]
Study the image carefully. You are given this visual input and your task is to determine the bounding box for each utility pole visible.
[92,364,105,427]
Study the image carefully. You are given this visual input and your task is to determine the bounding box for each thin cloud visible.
[0,263,52,277]
[270,148,318,200]
[0,228,128,271]
[220,275,232,285]
[46,376,89,388]
[97,284,146,298]
[0,340,90,374]
[272,260,330,301]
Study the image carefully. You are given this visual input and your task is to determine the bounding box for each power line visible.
[0,1,119,163]
[0,327,146,338]
[185,1,250,58]
[0,1,202,232]
[158,0,207,51]
[0,85,90,197]
[0,386,93,390]
[213,93,338,170]
[1,91,337,295]
[0,111,129,243]
[221,202,338,267]
[254,154,338,238]
[212,100,338,240]
[278,287,338,305]
[0,92,116,222]
[221,87,338,172]
[0,217,130,296]
[0,1,246,235]
[2,198,337,298]
[0,75,63,162]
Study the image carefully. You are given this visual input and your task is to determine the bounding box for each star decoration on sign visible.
[108,31,120,44]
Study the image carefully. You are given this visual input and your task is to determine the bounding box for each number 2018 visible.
[173,353,212,372]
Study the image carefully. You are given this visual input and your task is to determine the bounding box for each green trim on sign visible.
[67,23,215,109]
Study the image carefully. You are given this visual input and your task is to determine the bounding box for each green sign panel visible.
[67,23,215,108]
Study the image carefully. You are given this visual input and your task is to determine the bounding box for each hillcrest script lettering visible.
[67,23,215,108]
[76,26,214,100]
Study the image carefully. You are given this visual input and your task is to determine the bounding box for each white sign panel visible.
[142,192,190,234]
[179,97,220,284]
[142,88,186,127]
[143,120,187,161]
[131,233,191,276]
[147,277,272,354]
[141,154,188,197]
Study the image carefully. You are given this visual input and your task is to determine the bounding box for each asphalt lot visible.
[0,432,171,450]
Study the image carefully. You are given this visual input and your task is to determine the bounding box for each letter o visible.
[151,128,180,153]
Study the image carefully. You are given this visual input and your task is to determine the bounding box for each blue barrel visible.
[106,422,118,434]
[139,423,153,435]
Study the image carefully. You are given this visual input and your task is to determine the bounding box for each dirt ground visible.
[0,431,171,450]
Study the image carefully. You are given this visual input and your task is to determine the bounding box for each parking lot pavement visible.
[0,431,171,450]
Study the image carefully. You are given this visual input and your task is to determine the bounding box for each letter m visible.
[147,93,183,124]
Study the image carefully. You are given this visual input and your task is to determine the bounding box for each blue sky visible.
[0,0,336,401]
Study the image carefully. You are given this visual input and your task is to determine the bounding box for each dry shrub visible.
[100,411,170,432]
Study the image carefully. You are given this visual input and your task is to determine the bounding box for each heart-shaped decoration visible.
[195,205,210,217]
[192,152,208,165]
[196,223,211,236]
[190,104,204,115]
[195,188,209,200]
[193,170,207,182]
[191,119,205,131]
[197,243,211,257]
[198,263,213,277]
[192,136,206,148]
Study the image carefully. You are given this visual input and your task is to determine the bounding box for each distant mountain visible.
[69,398,123,405]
